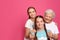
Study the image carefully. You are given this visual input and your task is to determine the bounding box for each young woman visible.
[24,7,36,40]
[34,16,50,40]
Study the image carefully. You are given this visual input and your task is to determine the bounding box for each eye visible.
[29,12,31,13]
[36,21,39,23]
[49,16,52,18]
[32,11,35,13]
[46,16,48,17]
[41,20,44,22]
[41,21,42,22]
[40,21,42,22]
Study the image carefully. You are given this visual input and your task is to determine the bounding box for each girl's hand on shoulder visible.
[29,34,35,39]
[47,31,53,38]
[32,29,36,33]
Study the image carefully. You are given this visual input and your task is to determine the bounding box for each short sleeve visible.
[54,24,59,34]
[25,20,31,29]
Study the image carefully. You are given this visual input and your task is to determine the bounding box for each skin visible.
[44,13,53,23]
[28,8,36,19]
[44,13,58,40]
[25,8,36,39]
[36,17,44,30]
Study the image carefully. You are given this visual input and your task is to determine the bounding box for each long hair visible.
[27,7,36,19]
[34,15,50,40]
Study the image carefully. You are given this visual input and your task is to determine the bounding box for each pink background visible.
[0,0,60,40]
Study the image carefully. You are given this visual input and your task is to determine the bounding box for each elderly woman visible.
[44,9,59,40]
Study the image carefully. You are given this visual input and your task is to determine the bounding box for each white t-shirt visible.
[25,19,34,30]
[45,21,59,40]
[24,19,34,40]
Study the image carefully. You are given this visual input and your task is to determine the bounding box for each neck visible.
[38,26,44,31]
[30,18,35,22]
[46,21,52,24]
[48,20,53,24]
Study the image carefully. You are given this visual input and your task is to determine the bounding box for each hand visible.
[29,34,35,39]
[47,31,53,38]
[32,29,36,33]
[30,29,36,36]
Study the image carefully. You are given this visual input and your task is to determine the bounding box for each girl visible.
[24,7,36,40]
[34,16,50,40]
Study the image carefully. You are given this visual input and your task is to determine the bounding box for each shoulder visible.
[51,21,57,25]
[52,22,59,34]
[25,19,32,28]
[51,21,57,26]
[26,19,31,23]
[51,21,55,24]
[52,21,58,29]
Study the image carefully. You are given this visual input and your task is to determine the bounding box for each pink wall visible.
[0,0,60,40]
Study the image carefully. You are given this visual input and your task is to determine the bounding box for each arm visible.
[53,23,59,40]
[53,34,58,40]
[25,20,31,38]
[29,33,35,40]
[25,27,30,38]
[29,29,36,40]
[25,28,36,39]
[47,30,59,40]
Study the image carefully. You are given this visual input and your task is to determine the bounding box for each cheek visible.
[45,17,50,21]
[43,22,44,24]
[34,13,36,16]
[49,18,52,21]
[29,13,33,17]
[41,22,44,25]
[29,13,31,16]
[45,16,48,19]
[44,17,47,20]
[33,12,36,16]
[30,13,35,16]
[36,23,40,26]
[36,23,39,26]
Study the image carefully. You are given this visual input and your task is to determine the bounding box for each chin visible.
[32,17,35,18]
[45,21,49,23]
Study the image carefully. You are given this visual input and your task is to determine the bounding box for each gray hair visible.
[45,9,55,18]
